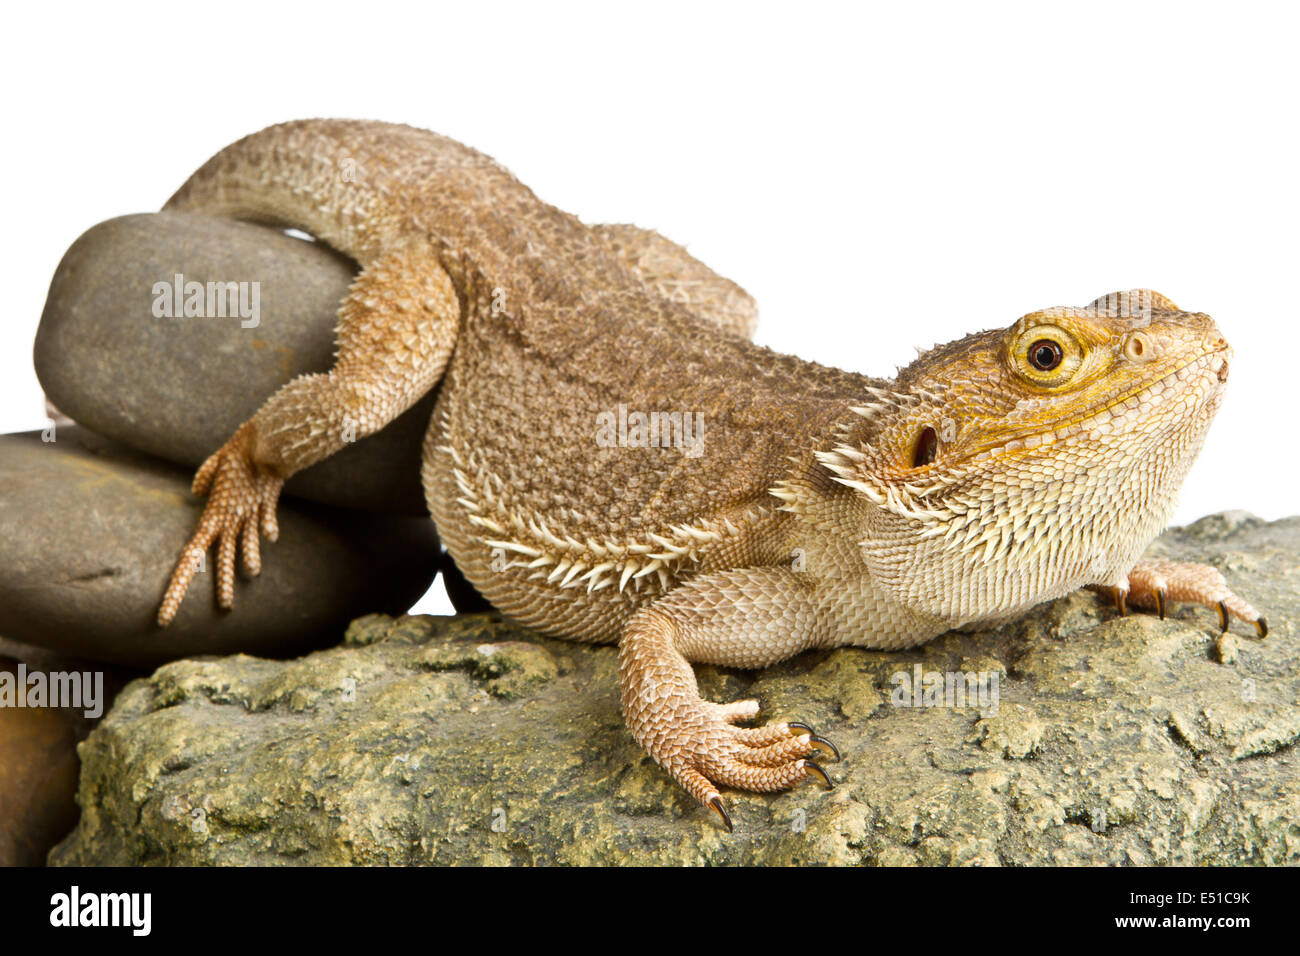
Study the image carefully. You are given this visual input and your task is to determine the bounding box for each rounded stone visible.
[0,427,440,667]
[34,212,434,515]
[0,659,81,866]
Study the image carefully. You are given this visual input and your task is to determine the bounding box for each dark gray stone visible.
[34,212,433,515]
[0,427,439,667]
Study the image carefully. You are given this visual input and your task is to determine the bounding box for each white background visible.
[4,2,1297,616]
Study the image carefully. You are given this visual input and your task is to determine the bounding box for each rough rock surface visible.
[34,212,433,515]
[52,513,1298,865]
[0,427,439,667]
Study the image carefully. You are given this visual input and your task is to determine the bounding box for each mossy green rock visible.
[52,514,1299,865]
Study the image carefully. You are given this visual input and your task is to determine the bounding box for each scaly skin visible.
[156,120,1265,829]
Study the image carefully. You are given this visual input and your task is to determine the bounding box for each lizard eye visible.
[1009,322,1083,386]
[1028,339,1063,371]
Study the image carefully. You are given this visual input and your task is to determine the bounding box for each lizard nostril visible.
[1124,331,1155,363]
[1218,357,1230,383]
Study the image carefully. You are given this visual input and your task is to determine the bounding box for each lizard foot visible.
[635,697,837,831]
[617,577,840,829]
[1108,559,1267,638]
[157,424,285,626]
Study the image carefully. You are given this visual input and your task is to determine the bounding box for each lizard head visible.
[817,289,1232,622]
[884,288,1230,473]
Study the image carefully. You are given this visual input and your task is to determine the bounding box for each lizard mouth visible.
[969,346,1229,462]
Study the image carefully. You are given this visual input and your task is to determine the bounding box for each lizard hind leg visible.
[157,248,460,625]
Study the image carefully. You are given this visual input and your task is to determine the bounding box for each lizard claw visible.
[708,795,733,833]
[786,720,840,759]
[807,734,840,762]
[803,758,835,790]
[157,424,284,626]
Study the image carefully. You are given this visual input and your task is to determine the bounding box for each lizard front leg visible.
[157,248,460,625]
[618,567,837,830]
[1095,559,1267,637]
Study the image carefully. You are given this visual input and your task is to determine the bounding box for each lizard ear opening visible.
[912,426,938,468]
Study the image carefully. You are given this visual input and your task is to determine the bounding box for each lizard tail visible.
[161,119,477,267]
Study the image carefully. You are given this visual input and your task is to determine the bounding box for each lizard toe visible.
[731,734,820,768]
[684,720,832,796]
[700,752,821,794]
[157,430,284,624]
[714,698,761,724]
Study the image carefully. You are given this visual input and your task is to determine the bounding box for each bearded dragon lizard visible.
[155,119,1266,830]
